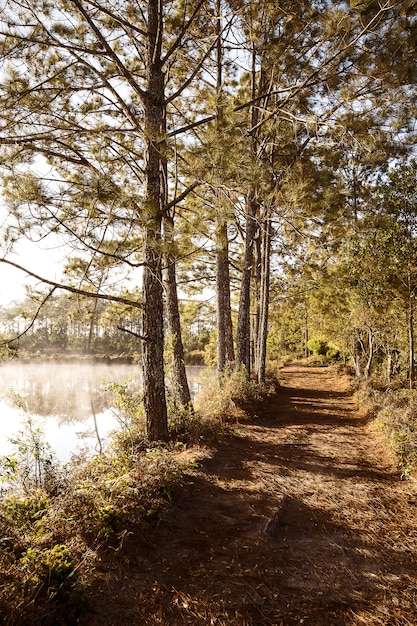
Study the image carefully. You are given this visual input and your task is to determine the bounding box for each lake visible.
[0,362,209,464]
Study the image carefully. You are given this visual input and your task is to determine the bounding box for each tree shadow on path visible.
[85,366,417,626]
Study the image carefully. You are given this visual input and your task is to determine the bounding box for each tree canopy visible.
[1,0,417,438]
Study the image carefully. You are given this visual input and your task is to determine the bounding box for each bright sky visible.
[0,237,143,308]
[0,239,65,306]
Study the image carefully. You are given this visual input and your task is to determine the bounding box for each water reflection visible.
[0,362,208,462]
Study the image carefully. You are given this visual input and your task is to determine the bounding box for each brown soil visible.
[84,365,417,625]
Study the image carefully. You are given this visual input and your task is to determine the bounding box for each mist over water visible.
[0,362,207,463]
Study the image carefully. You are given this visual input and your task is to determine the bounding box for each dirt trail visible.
[86,365,417,625]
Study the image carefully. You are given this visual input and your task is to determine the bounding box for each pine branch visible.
[82,0,147,38]
[162,0,207,66]
[0,258,142,308]
[68,0,147,101]
[168,114,216,137]
[165,181,200,212]
[117,325,147,341]
[166,38,219,105]
[0,287,58,346]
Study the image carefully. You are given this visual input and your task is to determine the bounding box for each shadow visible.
[85,470,415,625]
[82,367,415,626]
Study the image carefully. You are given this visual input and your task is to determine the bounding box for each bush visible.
[307,337,329,356]
[184,350,206,365]
[0,426,200,622]
[307,337,341,361]
[195,367,265,423]
[358,384,417,476]
[19,543,75,601]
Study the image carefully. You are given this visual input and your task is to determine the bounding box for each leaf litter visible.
[83,365,417,625]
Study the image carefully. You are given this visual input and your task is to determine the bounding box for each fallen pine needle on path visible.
[86,364,417,625]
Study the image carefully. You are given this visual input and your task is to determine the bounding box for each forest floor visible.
[84,364,417,625]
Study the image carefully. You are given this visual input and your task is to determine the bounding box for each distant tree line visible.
[0,292,215,362]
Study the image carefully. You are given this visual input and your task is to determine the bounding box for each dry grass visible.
[357,384,417,476]
[0,442,203,625]
[3,366,417,625]
[74,365,417,626]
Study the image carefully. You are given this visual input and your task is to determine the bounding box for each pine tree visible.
[0,0,219,440]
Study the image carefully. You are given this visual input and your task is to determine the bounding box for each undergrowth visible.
[0,368,272,624]
[0,442,196,625]
[195,366,275,422]
[357,383,417,477]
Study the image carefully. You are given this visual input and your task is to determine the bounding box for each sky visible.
[0,232,143,308]
[0,238,65,306]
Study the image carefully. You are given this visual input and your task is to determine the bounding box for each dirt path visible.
[86,365,417,625]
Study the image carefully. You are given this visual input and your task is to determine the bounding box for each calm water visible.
[0,362,208,463]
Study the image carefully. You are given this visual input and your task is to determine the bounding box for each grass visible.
[0,367,273,625]
[356,382,417,477]
[0,443,199,624]
[195,366,276,422]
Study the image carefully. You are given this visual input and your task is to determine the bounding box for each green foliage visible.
[0,393,56,495]
[307,337,329,357]
[19,544,75,600]
[180,301,215,362]
[2,492,50,529]
[307,337,341,361]
[102,378,145,453]
[93,504,124,538]
[0,292,142,359]
[0,429,198,621]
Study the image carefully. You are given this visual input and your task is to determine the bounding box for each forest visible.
[1,0,417,441]
[0,291,216,363]
[2,2,417,623]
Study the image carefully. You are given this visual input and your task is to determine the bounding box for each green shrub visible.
[306,337,341,361]
[307,337,329,356]
[20,544,75,600]
[2,492,50,529]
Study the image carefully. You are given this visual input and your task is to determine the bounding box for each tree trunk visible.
[256,211,272,384]
[236,47,262,377]
[252,231,262,370]
[86,312,94,354]
[164,213,193,410]
[215,4,234,374]
[364,328,374,379]
[409,285,415,389]
[353,355,362,378]
[304,298,310,358]
[86,295,100,355]
[236,194,257,374]
[142,0,168,441]
[216,216,235,372]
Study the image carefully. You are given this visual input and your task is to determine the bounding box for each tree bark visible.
[236,193,257,374]
[364,328,374,379]
[215,2,234,374]
[164,213,193,409]
[253,231,262,371]
[256,211,272,384]
[236,46,262,377]
[142,0,168,441]
[216,216,235,371]
[409,281,415,389]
